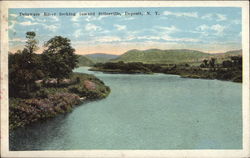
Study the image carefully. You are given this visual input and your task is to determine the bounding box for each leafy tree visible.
[9,32,44,97]
[42,36,78,83]
[25,32,38,54]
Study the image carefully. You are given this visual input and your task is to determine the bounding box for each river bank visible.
[162,67,242,83]
[90,62,242,83]
[10,67,242,150]
[9,73,110,130]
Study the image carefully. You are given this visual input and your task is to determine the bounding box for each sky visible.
[9,7,242,55]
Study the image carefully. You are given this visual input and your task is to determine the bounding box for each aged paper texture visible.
[1,1,249,158]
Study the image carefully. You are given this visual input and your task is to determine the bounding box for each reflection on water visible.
[10,67,242,150]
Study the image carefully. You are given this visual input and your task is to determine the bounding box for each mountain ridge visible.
[85,53,119,63]
[110,49,242,65]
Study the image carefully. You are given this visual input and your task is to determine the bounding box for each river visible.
[9,67,242,150]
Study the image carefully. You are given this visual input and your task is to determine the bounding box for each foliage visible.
[25,31,38,53]
[93,55,242,82]
[9,73,111,129]
[94,61,153,74]
[9,32,44,98]
[85,53,118,63]
[111,49,242,66]
[42,36,78,81]
[112,49,212,64]
[9,32,111,129]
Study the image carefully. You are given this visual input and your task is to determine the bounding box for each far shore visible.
[89,61,242,83]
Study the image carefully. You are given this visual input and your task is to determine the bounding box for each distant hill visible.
[219,49,242,56]
[110,49,242,65]
[211,49,242,63]
[85,53,118,63]
[77,55,94,66]
[111,49,212,64]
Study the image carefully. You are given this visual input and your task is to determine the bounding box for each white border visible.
[1,1,249,157]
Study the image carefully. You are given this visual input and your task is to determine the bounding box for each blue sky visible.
[9,7,242,55]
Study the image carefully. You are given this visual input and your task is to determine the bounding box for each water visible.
[10,67,242,150]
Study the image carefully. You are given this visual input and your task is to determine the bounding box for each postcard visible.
[0,1,249,158]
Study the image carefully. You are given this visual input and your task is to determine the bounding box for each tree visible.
[9,32,44,97]
[209,58,216,68]
[25,32,38,54]
[231,56,242,66]
[202,59,209,67]
[42,36,78,83]
[222,60,233,68]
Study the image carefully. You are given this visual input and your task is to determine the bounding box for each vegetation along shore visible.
[9,32,110,130]
[9,32,242,129]
[88,49,242,83]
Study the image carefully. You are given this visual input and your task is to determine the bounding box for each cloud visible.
[9,20,17,31]
[94,36,121,43]
[24,16,35,21]
[217,14,227,21]
[9,38,26,42]
[163,11,198,18]
[50,16,59,22]
[43,24,58,32]
[126,35,136,41]
[114,24,126,31]
[71,15,80,22]
[85,15,108,22]
[169,37,200,42]
[72,15,107,24]
[232,19,241,25]
[201,14,213,20]
[201,13,227,21]
[85,23,102,31]
[196,24,226,35]
[196,24,209,31]
[123,33,199,43]
[71,16,81,27]
[73,23,80,27]
[137,36,161,40]
[19,21,38,26]
[36,18,46,23]
[211,24,225,35]
[73,29,82,38]
[155,25,179,33]
[158,34,200,42]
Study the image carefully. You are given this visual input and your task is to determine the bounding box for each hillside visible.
[111,49,212,64]
[77,55,94,66]
[211,49,242,63]
[110,49,242,65]
[217,49,242,56]
[85,53,118,63]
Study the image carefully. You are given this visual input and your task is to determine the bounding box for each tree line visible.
[9,32,79,98]
[200,56,242,69]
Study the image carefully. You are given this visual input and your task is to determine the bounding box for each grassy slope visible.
[111,49,211,64]
[77,55,95,66]
[111,49,242,65]
[85,53,118,63]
